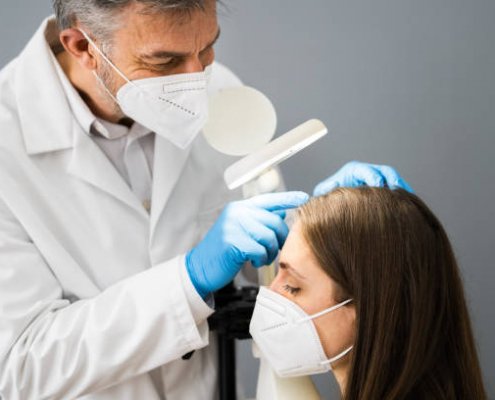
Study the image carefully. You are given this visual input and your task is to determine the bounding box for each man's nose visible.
[179,56,208,74]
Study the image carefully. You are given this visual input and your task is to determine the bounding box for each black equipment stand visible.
[208,283,259,400]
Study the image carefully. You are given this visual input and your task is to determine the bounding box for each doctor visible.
[0,0,412,399]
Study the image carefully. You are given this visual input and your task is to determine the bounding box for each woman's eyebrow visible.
[279,261,307,280]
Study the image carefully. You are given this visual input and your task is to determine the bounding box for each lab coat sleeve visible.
[0,198,214,399]
[179,254,217,324]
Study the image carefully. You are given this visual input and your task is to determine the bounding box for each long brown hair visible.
[298,187,486,399]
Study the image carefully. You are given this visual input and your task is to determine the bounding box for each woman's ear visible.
[59,28,98,70]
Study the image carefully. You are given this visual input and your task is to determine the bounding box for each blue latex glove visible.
[313,161,414,197]
[186,191,309,298]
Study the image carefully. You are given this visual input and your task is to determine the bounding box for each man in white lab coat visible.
[0,1,413,399]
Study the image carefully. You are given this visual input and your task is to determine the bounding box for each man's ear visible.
[59,28,98,70]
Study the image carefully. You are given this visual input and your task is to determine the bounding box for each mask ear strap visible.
[79,29,133,86]
[92,71,120,105]
[298,298,353,323]
[321,346,353,366]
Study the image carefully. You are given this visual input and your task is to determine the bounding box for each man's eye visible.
[152,59,177,69]
[283,284,301,295]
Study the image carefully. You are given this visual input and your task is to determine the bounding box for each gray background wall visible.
[1,1,493,399]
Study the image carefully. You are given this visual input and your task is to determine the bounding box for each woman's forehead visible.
[280,221,326,279]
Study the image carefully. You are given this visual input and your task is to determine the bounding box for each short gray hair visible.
[52,0,213,41]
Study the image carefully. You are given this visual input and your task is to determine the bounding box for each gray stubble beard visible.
[94,54,127,120]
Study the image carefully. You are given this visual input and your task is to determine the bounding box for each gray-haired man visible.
[0,1,412,399]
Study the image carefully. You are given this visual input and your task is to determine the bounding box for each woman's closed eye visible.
[283,284,301,295]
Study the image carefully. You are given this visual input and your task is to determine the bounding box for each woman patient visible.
[250,187,486,399]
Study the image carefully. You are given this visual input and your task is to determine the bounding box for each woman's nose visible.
[268,272,283,294]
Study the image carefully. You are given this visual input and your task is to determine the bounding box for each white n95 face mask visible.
[249,286,353,378]
[81,30,211,149]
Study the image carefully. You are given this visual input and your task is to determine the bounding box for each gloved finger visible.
[313,179,339,197]
[372,164,415,193]
[353,164,386,187]
[240,216,280,264]
[313,161,385,197]
[248,191,310,212]
[273,210,287,219]
[236,238,270,268]
[249,207,290,249]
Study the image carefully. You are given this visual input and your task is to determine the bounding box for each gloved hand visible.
[186,191,309,298]
[313,161,414,197]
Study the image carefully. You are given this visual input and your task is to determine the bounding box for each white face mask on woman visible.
[249,286,353,378]
[80,29,211,150]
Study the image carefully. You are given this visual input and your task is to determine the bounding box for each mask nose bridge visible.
[257,293,287,316]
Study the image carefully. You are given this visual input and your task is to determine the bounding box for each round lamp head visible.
[203,86,277,156]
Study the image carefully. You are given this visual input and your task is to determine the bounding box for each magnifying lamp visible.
[203,86,328,196]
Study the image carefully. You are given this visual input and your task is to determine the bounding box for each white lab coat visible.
[0,18,244,400]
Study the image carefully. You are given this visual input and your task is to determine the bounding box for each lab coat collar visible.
[14,17,74,155]
[13,17,149,216]
[68,121,149,218]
